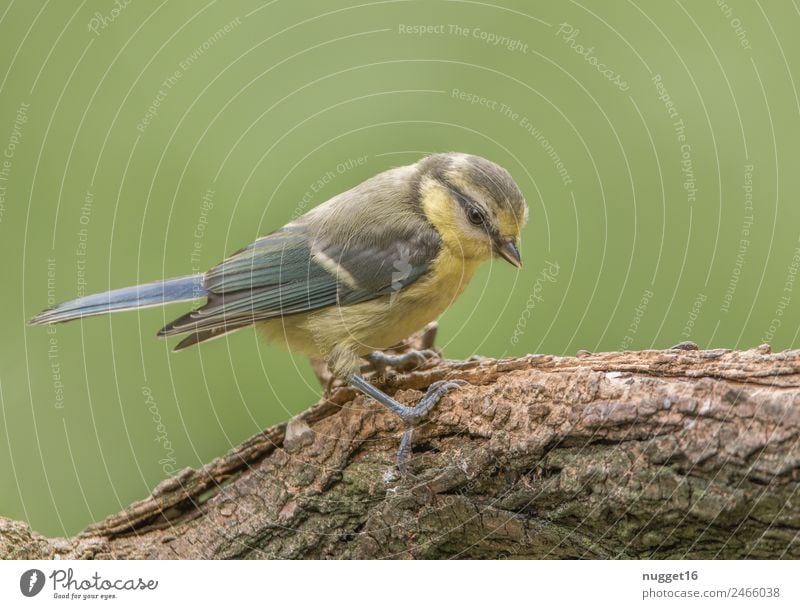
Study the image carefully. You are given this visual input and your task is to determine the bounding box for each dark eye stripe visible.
[442,181,488,225]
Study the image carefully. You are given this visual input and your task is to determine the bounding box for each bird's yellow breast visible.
[260,245,481,376]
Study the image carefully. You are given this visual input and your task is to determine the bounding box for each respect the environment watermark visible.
[720,164,754,314]
[136,17,243,133]
[451,89,573,186]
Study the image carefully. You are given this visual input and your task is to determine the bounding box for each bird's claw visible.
[365,348,440,375]
[399,379,467,422]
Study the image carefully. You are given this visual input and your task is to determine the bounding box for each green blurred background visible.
[1,0,799,536]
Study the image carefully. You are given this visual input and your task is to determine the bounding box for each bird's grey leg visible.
[396,425,415,475]
[348,373,466,474]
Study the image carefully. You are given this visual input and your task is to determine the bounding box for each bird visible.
[30,152,528,475]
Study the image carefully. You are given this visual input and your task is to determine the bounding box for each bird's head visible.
[415,153,528,267]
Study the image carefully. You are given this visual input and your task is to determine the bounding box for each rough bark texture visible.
[2,339,799,559]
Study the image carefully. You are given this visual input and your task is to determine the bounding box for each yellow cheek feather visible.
[421,180,493,261]
[259,181,486,378]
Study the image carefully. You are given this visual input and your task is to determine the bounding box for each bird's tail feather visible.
[29,274,206,325]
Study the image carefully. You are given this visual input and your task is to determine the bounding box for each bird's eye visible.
[467,207,484,226]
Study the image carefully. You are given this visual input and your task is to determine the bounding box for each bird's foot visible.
[396,379,467,422]
[364,348,440,378]
[347,374,466,477]
[393,379,467,477]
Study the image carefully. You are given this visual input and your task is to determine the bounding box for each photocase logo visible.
[19,569,45,597]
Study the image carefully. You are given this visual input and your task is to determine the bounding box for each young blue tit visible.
[31,152,528,474]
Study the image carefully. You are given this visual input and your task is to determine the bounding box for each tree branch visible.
[2,340,799,559]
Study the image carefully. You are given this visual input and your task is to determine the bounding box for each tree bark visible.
[2,340,799,559]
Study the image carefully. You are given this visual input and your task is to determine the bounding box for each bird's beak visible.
[496,239,522,268]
